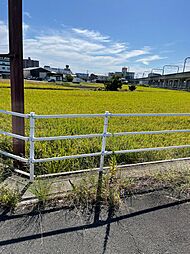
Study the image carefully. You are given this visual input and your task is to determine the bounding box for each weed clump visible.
[30,179,52,205]
[151,167,190,196]
[66,160,190,215]
[67,156,135,214]
[0,186,20,209]
[151,168,190,188]
[0,160,13,183]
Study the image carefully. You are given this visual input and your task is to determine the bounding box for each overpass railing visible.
[0,110,190,182]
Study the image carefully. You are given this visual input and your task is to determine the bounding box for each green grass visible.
[29,179,52,204]
[0,80,190,174]
[0,185,20,209]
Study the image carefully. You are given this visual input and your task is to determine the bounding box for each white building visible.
[108,67,135,81]
[96,75,108,82]
[76,73,89,81]
[44,65,73,76]
[0,57,10,78]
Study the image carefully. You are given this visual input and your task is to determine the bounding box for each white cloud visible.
[136,55,167,65]
[124,48,150,59]
[0,21,30,53]
[24,12,32,19]
[0,20,9,53]
[23,27,155,73]
[72,28,110,42]
[23,23,30,33]
[0,20,166,73]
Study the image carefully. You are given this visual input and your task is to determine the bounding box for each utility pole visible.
[162,65,179,75]
[142,71,150,78]
[8,0,25,160]
[183,57,190,72]
[151,68,163,75]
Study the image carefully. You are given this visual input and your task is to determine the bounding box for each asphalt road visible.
[0,191,190,254]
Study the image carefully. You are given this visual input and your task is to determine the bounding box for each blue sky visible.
[1,0,190,74]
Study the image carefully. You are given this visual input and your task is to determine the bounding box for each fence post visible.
[99,111,110,171]
[29,112,35,182]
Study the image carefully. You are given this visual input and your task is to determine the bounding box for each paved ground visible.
[1,159,190,201]
[0,191,190,254]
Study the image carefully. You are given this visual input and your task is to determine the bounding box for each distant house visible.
[46,72,64,82]
[24,67,65,81]
[89,73,108,83]
[96,75,108,83]
[108,72,115,77]
[24,67,51,80]
[44,65,73,76]
[89,73,98,82]
[76,73,89,81]
[72,77,83,84]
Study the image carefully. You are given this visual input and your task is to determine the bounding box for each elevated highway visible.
[136,71,190,91]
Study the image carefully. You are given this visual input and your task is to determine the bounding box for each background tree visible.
[128,85,136,91]
[65,74,73,82]
[89,73,98,82]
[104,75,122,91]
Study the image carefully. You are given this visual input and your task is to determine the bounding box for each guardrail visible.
[0,109,190,182]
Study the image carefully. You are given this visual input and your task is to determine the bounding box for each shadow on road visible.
[0,199,190,247]
[0,188,189,248]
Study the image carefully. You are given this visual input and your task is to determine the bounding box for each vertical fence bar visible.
[29,112,35,182]
[99,111,110,171]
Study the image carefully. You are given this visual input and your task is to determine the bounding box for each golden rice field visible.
[0,80,190,174]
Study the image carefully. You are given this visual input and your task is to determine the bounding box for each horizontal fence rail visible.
[0,110,190,181]
[0,150,28,163]
[33,112,190,119]
[0,109,29,118]
[33,130,190,142]
[0,130,29,141]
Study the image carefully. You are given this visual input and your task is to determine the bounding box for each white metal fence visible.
[0,109,190,182]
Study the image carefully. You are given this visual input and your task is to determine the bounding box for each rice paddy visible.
[0,80,190,174]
